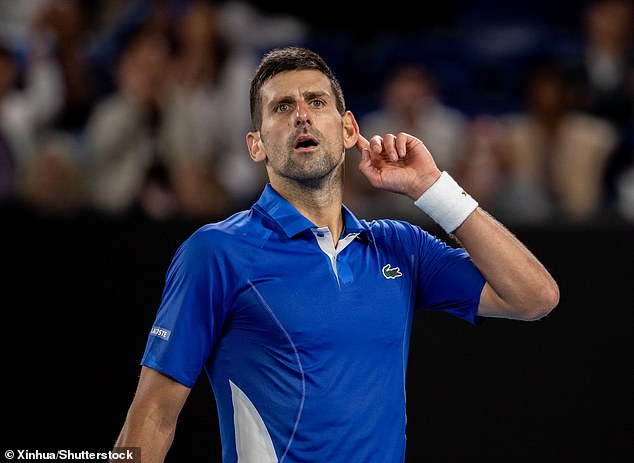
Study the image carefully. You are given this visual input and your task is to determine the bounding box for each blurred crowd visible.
[0,0,633,226]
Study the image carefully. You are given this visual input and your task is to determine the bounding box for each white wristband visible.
[414,171,478,233]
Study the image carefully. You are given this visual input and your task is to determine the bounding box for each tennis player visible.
[110,46,559,463]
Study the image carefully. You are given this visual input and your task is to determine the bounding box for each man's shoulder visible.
[359,217,439,252]
[181,208,265,251]
[362,217,426,238]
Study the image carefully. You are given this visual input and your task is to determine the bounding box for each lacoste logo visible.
[382,263,402,279]
[150,326,171,341]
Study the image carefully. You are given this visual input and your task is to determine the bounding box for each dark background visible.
[3,210,633,462]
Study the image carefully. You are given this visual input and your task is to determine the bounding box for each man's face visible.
[248,70,350,186]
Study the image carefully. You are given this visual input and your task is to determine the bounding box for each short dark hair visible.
[249,46,346,130]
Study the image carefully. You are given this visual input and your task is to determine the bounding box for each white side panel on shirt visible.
[230,380,278,463]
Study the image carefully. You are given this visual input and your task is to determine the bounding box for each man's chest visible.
[226,238,413,350]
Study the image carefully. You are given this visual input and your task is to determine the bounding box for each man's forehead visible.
[261,69,332,100]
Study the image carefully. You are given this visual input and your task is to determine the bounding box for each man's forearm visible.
[110,399,178,463]
[452,207,559,320]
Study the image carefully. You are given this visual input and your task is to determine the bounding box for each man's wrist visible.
[413,171,478,233]
[406,170,442,200]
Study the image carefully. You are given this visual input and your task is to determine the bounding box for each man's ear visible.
[246,131,266,162]
[342,111,360,150]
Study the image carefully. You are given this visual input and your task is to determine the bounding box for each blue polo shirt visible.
[141,184,485,463]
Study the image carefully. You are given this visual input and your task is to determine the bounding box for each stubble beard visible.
[281,151,340,190]
[268,131,345,191]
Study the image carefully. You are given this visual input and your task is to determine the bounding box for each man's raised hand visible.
[354,132,442,200]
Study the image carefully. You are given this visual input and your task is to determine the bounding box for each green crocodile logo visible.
[382,264,402,279]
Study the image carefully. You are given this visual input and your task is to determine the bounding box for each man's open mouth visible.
[294,135,319,150]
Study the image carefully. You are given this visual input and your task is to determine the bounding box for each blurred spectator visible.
[86,0,192,88]
[454,115,509,214]
[497,61,618,223]
[163,0,252,217]
[86,9,246,222]
[570,0,634,220]
[573,0,633,127]
[0,39,66,207]
[85,24,181,220]
[31,0,102,134]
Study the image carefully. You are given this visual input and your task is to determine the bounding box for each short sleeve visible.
[141,229,230,387]
[414,229,486,325]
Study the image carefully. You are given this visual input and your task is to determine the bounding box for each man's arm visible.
[452,207,559,320]
[111,366,191,463]
[355,131,559,321]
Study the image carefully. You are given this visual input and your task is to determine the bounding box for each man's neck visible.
[270,176,345,244]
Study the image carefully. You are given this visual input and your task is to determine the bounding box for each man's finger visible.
[355,133,370,153]
[369,135,384,154]
[395,132,408,158]
[382,133,398,161]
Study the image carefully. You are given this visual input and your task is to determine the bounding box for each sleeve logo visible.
[150,325,171,341]
[382,263,403,279]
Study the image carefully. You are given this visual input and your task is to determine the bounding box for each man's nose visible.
[295,103,311,126]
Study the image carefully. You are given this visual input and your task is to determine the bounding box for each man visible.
[110,46,559,462]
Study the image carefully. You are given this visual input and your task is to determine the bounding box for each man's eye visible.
[276,103,291,112]
[310,100,325,108]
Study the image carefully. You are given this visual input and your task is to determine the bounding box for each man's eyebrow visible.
[303,90,330,100]
[268,95,295,108]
